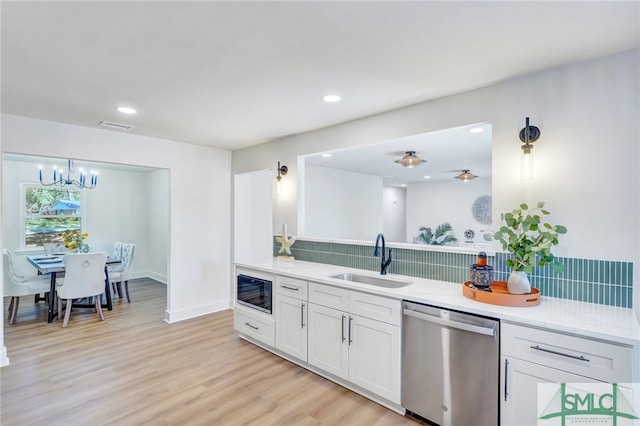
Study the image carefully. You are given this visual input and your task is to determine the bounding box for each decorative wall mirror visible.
[298,122,493,247]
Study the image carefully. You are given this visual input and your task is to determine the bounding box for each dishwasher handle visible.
[403,308,496,336]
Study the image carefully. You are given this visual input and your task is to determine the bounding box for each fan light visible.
[394,151,426,168]
[455,170,477,182]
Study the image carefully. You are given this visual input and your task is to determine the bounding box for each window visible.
[22,184,86,248]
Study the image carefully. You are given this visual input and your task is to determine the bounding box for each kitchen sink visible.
[329,273,412,288]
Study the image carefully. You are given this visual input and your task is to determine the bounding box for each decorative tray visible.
[462,281,540,307]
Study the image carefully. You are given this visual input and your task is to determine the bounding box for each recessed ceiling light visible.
[116,106,137,114]
[322,95,341,103]
[423,175,431,179]
[469,127,484,133]
[322,153,332,158]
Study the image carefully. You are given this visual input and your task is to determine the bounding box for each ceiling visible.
[2,1,638,152]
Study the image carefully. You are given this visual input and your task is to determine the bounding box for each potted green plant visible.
[494,202,567,294]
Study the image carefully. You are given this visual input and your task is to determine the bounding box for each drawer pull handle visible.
[245,322,259,330]
[530,345,590,362]
[281,285,299,291]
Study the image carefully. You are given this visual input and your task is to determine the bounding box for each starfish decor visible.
[275,224,296,259]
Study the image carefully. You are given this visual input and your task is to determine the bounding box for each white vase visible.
[507,270,531,294]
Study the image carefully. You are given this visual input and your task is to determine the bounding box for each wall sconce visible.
[276,162,288,182]
[276,162,288,195]
[519,117,541,181]
[454,169,477,182]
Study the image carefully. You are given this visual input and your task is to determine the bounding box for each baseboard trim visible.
[164,301,231,323]
[139,271,166,284]
[1,346,10,367]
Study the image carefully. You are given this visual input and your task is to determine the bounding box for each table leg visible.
[47,271,58,323]
[104,266,113,311]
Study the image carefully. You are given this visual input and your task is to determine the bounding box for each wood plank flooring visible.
[2,278,421,425]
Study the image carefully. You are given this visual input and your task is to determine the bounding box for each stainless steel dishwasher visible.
[402,300,499,426]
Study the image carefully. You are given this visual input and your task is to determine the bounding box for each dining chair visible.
[3,249,52,324]
[56,252,108,328]
[108,241,124,294]
[36,242,68,303]
[109,243,136,302]
[43,242,68,255]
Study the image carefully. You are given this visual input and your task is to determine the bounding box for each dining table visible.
[27,254,122,323]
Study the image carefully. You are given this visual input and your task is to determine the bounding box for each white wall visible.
[145,169,170,283]
[383,186,406,242]
[406,177,492,243]
[1,114,232,327]
[232,49,640,317]
[304,164,383,240]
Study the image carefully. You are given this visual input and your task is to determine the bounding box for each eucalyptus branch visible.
[493,202,567,274]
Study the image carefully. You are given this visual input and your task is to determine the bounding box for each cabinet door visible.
[307,303,349,380]
[348,314,401,404]
[275,294,307,361]
[501,356,600,426]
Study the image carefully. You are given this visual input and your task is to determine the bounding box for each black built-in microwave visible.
[236,274,272,314]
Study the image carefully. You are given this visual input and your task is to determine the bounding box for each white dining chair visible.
[56,252,108,328]
[109,243,136,302]
[36,242,68,303]
[3,249,52,324]
[43,242,68,255]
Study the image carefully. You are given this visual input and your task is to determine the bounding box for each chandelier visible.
[38,159,98,189]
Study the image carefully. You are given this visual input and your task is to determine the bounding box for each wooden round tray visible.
[462,281,540,307]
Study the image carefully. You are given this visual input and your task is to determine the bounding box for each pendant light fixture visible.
[455,170,477,182]
[394,151,426,168]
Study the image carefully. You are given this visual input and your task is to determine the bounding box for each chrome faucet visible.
[374,233,392,275]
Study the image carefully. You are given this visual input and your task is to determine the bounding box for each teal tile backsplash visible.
[274,238,633,308]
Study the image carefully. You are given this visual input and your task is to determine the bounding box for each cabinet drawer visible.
[235,308,275,347]
[276,275,308,300]
[309,282,349,311]
[349,291,401,326]
[501,322,632,382]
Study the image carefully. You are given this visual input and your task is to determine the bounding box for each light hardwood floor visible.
[2,278,422,425]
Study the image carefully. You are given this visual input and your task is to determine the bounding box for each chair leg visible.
[8,297,19,324]
[62,299,72,328]
[116,282,123,299]
[8,297,14,319]
[125,281,131,303]
[95,297,104,321]
[58,296,62,319]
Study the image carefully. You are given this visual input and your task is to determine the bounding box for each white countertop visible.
[235,258,640,347]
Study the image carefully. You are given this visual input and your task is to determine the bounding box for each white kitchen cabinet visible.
[501,322,634,426]
[275,294,307,361]
[307,282,401,404]
[234,306,275,347]
[348,313,400,401]
[307,302,349,379]
[275,276,309,361]
[501,356,600,426]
